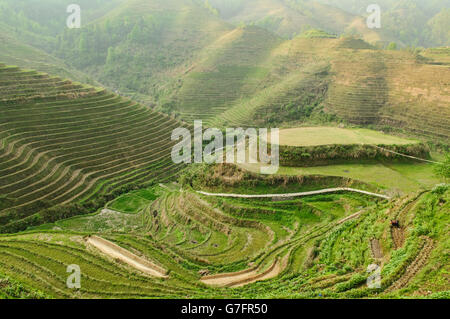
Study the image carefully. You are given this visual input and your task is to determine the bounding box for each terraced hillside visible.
[0,166,447,298]
[174,25,283,124]
[0,0,448,301]
[0,64,187,233]
[208,36,450,141]
[3,0,445,141]
[326,46,450,140]
[54,0,234,106]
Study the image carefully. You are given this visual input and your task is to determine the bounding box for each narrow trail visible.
[86,236,168,279]
[197,187,391,200]
[370,239,383,259]
[371,145,441,164]
[386,237,434,292]
[337,209,366,225]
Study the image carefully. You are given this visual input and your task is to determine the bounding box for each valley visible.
[0,0,448,301]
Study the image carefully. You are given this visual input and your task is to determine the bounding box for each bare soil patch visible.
[201,255,288,288]
[86,236,168,278]
[370,239,383,259]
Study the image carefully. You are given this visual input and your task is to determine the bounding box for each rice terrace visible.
[0,0,449,303]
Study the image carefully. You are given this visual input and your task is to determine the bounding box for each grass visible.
[274,127,418,147]
[240,161,441,193]
[107,194,150,214]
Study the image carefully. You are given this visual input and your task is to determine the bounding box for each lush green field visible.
[107,189,158,214]
[240,160,441,193]
[274,127,418,147]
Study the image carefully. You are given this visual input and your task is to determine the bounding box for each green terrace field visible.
[274,127,418,147]
[0,64,187,233]
[0,169,448,298]
[261,126,431,168]
[240,126,440,194]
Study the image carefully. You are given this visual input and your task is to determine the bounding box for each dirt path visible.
[86,236,168,278]
[391,227,405,249]
[201,255,288,288]
[233,257,286,288]
[197,188,391,200]
[372,145,440,164]
[370,239,383,259]
[386,237,434,292]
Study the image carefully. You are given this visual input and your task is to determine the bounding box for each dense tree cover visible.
[55,10,213,97]
[0,0,124,51]
[427,9,450,47]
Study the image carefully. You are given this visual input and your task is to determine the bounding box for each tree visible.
[386,42,397,50]
[434,153,450,181]
[128,24,141,42]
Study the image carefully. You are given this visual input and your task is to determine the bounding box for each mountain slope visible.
[325,42,450,140]
[197,34,450,141]
[168,25,283,123]
[0,0,125,51]
[2,0,447,141]
[317,0,450,47]
[55,0,233,104]
[0,32,97,85]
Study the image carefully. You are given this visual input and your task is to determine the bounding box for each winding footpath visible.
[197,187,391,200]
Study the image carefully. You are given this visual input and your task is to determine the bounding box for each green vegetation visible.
[434,154,450,181]
[107,188,158,214]
[0,272,48,299]
[0,0,448,300]
[299,29,337,39]
[1,1,448,141]
[278,143,430,167]
[241,160,441,194]
[209,0,381,42]
[0,169,448,298]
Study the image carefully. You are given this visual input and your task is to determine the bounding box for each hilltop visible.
[208,0,386,43]
[317,0,450,47]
